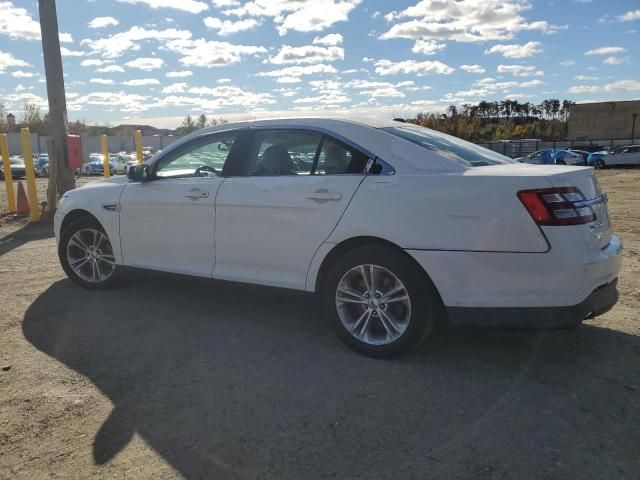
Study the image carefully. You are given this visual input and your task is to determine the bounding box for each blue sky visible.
[0,0,638,128]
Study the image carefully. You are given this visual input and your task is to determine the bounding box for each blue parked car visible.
[83,153,116,175]
[515,149,583,165]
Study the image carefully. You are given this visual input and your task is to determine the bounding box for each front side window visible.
[156,133,237,179]
[382,125,515,167]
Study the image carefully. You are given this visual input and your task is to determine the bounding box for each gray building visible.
[568,100,640,141]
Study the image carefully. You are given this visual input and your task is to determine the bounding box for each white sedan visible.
[54,118,622,357]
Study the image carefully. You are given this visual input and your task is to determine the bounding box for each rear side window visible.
[242,129,369,176]
[381,126,515,167]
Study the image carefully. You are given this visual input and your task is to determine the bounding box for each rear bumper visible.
[446,278,618,328]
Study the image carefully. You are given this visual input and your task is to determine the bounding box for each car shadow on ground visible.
[22,270,640,479]
[0,219,54,257]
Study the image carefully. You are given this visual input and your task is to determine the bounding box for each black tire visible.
[59,215,121,289]
[556,160,566,165]
[595,159,605,169]
[42,167,48,177]
[323,245,442,358]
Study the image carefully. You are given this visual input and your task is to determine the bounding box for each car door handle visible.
[184,188,209,200]
[306,189,342,203]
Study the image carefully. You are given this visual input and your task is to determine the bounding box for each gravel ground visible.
[0,170,639,480]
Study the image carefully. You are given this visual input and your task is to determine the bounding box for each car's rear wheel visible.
[324,245,441,358]
[595,159,605,169]
[556,160,566,165]
[59,216,121,289]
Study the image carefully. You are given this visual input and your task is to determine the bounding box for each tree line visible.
[404,98,576,142]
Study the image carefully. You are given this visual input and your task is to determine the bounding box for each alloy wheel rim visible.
[66,228,116,283]
[335,264,411,346]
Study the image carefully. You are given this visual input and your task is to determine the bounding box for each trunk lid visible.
[466,164,612,249]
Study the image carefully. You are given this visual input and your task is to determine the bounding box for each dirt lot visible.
[0,170,639,480]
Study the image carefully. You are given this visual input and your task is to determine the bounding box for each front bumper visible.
[445,278,618,328]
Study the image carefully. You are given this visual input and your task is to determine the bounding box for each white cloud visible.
[604,80,640,91]
[460,64,485,73]
[559,60,576,66]
[294,93,350,105]
[381,0,561,53]
[116,0,209,14]
[217,78,232,83]
[203,17,259,35]
[224,0,362,35]
[268,45,344,64]
[313,33,343,46]
[69,91,152,113]
[164,38,267,67]
[10,70,34,78]
[80,59,112,67]
[125,57,165,71]
[485,41,541,58]
[374,59,454,76]
[257,64,338,83]
[162,82,188,93]
[496,64,543,77]
[89,16,120,28]
[411,39,446,55]
[212,0,240,6]
[567,79,640,94]
[617,10,640,22]
[90,78,116,85]
[603,56,628,65]
[153,85,276,110]
[574,75,598,81]
[0,50,30,73]
[166,70,193,77]
[96,65,126,73]
[122,78,161,86]
[0,1,72,42]
[81,27,192,58]
[584,46,626,55]
[360,87,405,98]
[61,47,87,57]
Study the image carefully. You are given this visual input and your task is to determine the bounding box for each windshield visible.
[381,126,516,167]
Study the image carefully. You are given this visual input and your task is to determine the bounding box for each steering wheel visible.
[194,165,218,177]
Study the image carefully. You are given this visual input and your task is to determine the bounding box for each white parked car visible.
[54,118,622,357]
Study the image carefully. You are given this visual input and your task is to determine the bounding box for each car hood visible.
[78,175,129,190]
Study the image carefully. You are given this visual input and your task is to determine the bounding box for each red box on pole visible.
[66,135,83,168]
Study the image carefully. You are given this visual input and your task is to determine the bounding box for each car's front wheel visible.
[595,159,605,169]
[324,245,441,358]
[59,216,121,289]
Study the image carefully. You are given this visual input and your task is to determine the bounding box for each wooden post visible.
[101,134,110,178]
[135,130,143,164]
[38,0,75,216]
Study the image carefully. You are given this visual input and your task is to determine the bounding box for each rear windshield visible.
[381,126,516,167]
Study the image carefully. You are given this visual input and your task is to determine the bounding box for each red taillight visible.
[517,187,596,226]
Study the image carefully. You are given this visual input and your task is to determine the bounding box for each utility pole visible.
[38,0,75,215]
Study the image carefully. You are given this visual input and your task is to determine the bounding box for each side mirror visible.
[127,164,150,182]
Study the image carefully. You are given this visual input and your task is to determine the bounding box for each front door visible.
[119,131,239,277]
[213,129,370,289]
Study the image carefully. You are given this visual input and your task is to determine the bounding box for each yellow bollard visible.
[0,134,16,213]
[101,134,111,178]
[135,130,143,164]
[21,128,40,221]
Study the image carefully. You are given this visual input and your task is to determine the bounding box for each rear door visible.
[213,129,370,289]
[617,146,640,165]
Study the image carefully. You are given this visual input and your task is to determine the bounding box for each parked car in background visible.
[589,145,640,168]
[566,149,590,165]
[578,145,609,153]
[109,154,128,173]
[0,156,26,180]
[516,149,583,165]
[123,153,140,174]
[54,118,621,358]
[83,154,116,176]
[35,154,49,176]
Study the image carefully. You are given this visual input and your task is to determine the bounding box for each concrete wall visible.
[4,133,180,162]
[568,101,640,140]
